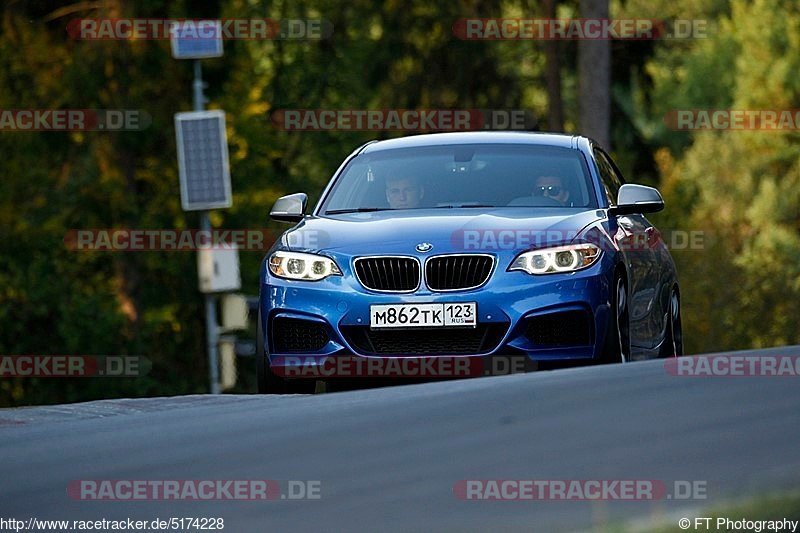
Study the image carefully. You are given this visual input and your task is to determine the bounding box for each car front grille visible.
[425,254,494,291]
[340,323,508,356]
[271,317,329,352]
[524,310,593,347]
[354,256,420,292]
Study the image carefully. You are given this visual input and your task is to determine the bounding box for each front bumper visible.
[260,254,615,372]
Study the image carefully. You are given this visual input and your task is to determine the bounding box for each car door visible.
[593,148,658,353]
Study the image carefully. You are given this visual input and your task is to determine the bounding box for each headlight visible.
[268,251,342,281]
[509,244,601,275]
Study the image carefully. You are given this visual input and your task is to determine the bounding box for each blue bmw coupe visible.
[257,132,682,392]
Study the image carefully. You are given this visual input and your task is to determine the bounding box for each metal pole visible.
[193,59,221,395]
[202,215,221,395]
[193,60,204,112]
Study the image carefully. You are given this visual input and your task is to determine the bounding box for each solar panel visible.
[170,20,223,59]
[175,110,232,211]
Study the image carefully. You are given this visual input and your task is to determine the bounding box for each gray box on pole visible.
[197,245,241,294]
[174,110,232,211]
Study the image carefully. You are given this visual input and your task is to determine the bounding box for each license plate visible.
[370,302,477,329]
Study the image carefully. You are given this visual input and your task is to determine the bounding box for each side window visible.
[593,148,624,206]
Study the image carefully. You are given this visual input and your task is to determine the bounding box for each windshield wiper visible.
[324,207,394,214]
[434,204,496,209]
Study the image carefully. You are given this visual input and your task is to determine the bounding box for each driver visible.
[533,174,570,206]
[385,175,424,209]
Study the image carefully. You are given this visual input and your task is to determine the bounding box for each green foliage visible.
[649,0,800,352]
[0,0,546,406]
[1,0,798,404]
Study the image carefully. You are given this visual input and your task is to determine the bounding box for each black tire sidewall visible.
[602,274,628,364]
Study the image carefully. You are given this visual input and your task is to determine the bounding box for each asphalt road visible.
[2,346,799,532]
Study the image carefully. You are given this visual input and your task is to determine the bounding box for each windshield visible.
[319,144,597,214]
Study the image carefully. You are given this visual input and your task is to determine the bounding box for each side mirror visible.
[609,184,664,216]
[270,193,307,223]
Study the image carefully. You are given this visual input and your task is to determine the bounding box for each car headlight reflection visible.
[268,251,342,281]
[509,244,601,275]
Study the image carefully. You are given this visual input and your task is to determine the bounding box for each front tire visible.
[601,274,631,364]
[659,287,683,357]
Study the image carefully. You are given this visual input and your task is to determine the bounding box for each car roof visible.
[360,131,581,153]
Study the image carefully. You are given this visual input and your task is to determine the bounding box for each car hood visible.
[282,208,605,254]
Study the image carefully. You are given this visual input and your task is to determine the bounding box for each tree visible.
[649,0,800,352]
[543,0,564,131]
[578,0,610,147]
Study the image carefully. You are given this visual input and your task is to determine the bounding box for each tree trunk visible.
[578,0,610,148]
[543,0,563,131]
